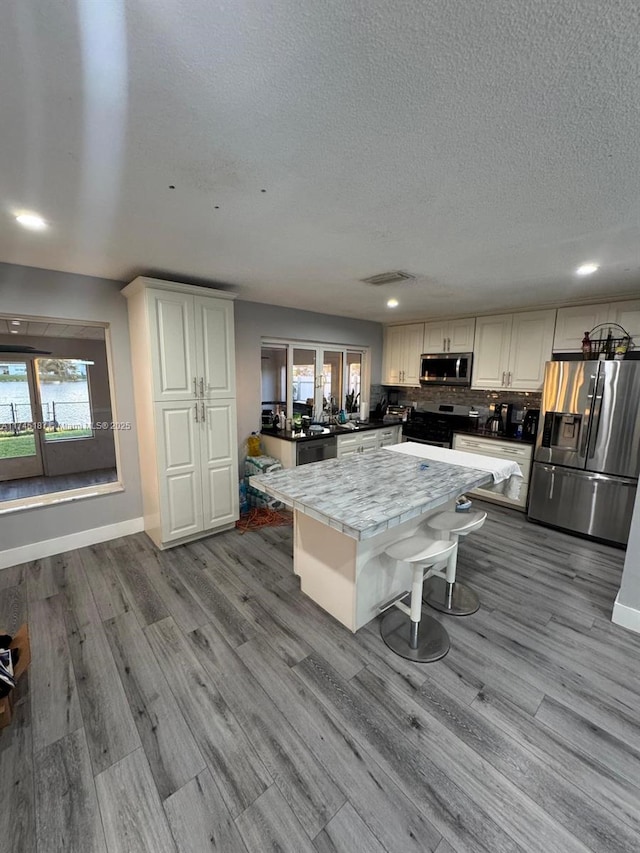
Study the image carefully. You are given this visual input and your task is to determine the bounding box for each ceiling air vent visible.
[360,270,415,286]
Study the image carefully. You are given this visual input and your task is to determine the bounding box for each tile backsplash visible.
[370,384,541,424]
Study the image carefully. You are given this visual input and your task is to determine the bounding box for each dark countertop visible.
[453,428,536,445]
[261,419,403,443]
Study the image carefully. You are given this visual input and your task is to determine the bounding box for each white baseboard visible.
[0,517,145,571]
[611,592,640,635]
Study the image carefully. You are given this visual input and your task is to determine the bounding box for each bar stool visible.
[380,535,457,662]
[422,510,487,616]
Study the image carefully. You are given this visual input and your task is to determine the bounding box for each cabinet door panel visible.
[201,400,238,529]
[382,326,404,384]
[448,317,476,351]
[423,322,447,353]
[195,297,236,398]
[472,315,512,389]
[554,305,609,352]
[508,310,555,391]
[149,291,197,401]
[608,300,640,349]
[155,403,203,541]
[401,324,425,386]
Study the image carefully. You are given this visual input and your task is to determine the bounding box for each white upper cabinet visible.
[607,300,640,348]
[149,290,198,401]
[382,323,424,386]
[554,301,640,352]
[195,296,236,398]
[553,304,610,352]
[508,310,556,390]
[472,315,512,389]
[146,289,236,401]
[423,318,475,353]
[472,310,555,391]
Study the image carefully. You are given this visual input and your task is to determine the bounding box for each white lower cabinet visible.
[452,434,533,511]
[337,425,401,458]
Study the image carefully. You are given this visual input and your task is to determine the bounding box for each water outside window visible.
[35,358,93,441]
[0,361,37,461]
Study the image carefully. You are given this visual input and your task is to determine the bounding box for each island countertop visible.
[250,446,492,540]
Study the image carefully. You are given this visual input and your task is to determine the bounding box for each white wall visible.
[0,263,142,551]
[613,485,640,632]
[234,300,383,456]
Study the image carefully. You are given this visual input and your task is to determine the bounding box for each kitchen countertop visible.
[453,428,536,445]
[250,446,491,540]
[261,419,403,443]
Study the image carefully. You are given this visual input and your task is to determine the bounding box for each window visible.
[35,358,94,441]
[261,339,370,422]
[0,315,120,506]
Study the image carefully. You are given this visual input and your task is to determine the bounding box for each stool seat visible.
[379,532,455,663]
[385,535,456,564]
[422,509,487,616]
[425,510,487,536]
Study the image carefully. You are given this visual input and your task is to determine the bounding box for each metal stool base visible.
[380,607,450,662]
[423,576,480,616]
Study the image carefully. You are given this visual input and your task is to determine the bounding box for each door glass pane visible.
[0,361,36,459]
[322,351,343,418]
[346,352,362,415]
[35,358,94,441]
[292,348,316,418]
[261,346,287,410]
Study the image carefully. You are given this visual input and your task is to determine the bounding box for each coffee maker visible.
[488,402,512,435]
[522,408,540,443]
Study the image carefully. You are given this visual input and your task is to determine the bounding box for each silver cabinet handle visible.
[201,401,205,422]
[502,371,506,386]
[194,403,199,422]
[193,377,198,397]
[447,337,451,351]
[199,377,204,397]
[508,371,512,386]
[443,337,446,352]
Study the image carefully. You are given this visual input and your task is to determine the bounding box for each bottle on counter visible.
[581,331,592,359]
[247,432,261,457]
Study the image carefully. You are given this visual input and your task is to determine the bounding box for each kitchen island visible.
[251,443,520,631]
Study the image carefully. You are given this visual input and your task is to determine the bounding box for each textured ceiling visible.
[1,0,639,323]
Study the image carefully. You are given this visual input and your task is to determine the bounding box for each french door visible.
[0,360,44,482]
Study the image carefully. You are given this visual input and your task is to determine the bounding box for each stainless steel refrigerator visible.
[528,360,640,545]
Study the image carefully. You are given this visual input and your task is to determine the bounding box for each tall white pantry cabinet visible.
[122,277,239,549]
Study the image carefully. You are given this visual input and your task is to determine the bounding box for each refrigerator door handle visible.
[579,372,598,458]
[587,372,606,459]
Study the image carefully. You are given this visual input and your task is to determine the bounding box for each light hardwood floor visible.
[1,502,639,852]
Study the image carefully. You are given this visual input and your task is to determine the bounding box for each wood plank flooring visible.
[1,501,640,852]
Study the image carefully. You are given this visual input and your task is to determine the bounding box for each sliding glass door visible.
[0,360,44,481]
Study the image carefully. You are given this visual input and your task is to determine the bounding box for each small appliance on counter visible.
[521,408,540,442]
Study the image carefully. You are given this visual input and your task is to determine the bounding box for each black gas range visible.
[402,404,480,447]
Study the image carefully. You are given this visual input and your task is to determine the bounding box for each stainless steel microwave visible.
[419,352,473,386]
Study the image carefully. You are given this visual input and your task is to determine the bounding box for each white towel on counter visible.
[384,442,523,501]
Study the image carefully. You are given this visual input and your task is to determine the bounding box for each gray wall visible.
[0,263,142,551]
[234,300,383,455]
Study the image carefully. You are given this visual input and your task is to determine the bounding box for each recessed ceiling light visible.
[387,298,399,308]
[10,330,19,334]
[15,213,48,230]
[576,262,599,276]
